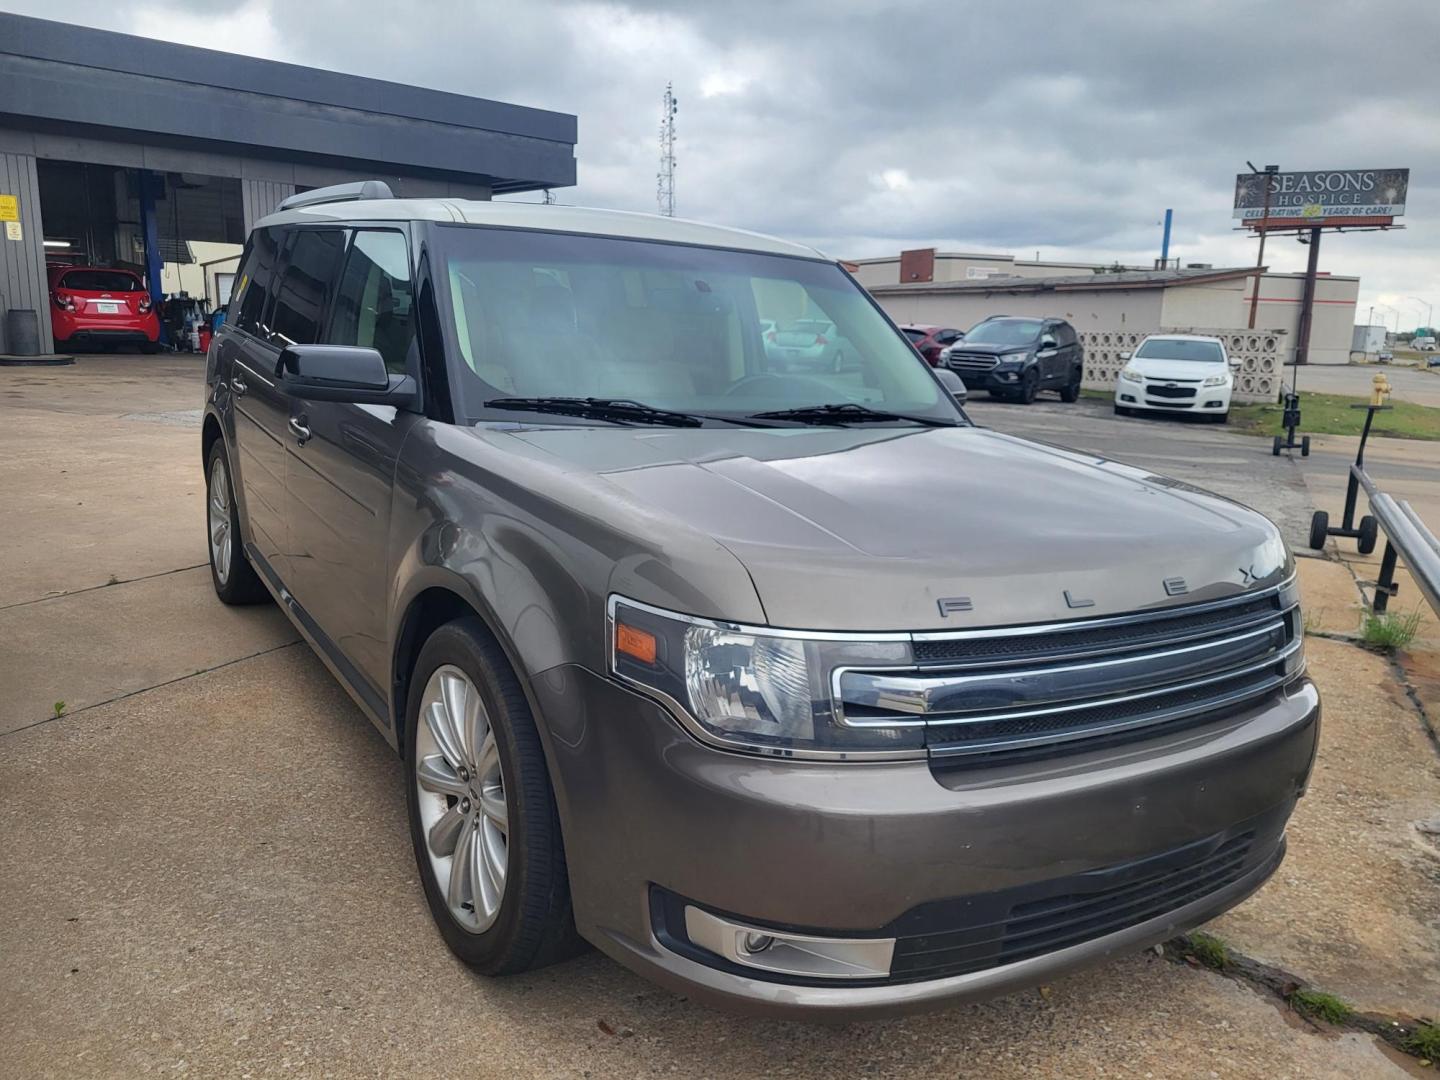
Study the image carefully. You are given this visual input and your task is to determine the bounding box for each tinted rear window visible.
[902,328,929,343]
[60,270,141,292]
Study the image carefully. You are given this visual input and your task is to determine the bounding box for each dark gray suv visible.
[202,183,1318,1020]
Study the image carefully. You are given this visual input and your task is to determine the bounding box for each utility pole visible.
[1408,295,1432,331]
[1246,163,1279,329]
[657,82,677,217]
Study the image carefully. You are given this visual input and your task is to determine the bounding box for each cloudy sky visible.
[13,0,1440,325]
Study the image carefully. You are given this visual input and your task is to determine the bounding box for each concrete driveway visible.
[2,356,1436,1078]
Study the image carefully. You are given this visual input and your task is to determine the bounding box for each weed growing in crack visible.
[1404,1022,1440,1061]
[1184,932,1229,970]
[1361,609,1422,651]
[1290,989,1354,1025]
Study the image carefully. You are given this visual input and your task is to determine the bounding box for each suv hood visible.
[487,424,1290,632]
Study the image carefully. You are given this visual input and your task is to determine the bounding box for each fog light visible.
[1205,400,1223,408]
[743,932,775,954]
[684,906,894,980]
[1120,394,1136,403]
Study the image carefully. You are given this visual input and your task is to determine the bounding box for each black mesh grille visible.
[1146,384,1198,398]
[887,827,1264,983]
[913,595,1280,666]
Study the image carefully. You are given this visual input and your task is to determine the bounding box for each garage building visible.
[0,13,577,353]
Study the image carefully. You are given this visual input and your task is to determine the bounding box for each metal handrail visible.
[1351,464,1440,617]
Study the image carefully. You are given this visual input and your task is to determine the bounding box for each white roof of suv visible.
[257,198,829,261]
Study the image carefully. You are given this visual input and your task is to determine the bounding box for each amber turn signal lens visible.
[616,623,658,665]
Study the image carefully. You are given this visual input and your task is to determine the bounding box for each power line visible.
[657,82,677,217]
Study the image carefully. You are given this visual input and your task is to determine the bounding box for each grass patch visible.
[1404,1022,1440,1061]
[1227,392,1440,442]
[1183,931,1229,970]
[1361,609,1423,651]
[1290,989,1354,1025]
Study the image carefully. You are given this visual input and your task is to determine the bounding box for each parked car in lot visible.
[945,316,1083,403]
[47,264,160,352]
[1114,334,1236,422]
[203,182,1316,1020]
[899,323,964,366]
[764,318,852,372]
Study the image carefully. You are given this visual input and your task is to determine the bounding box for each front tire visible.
[405,619,580,974]
[1059,368,1081,403]
[1018,368,1039,404]
[205,441,269,605]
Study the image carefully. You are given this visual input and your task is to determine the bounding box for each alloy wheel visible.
[207,456,232,586]
[414,665,509,933]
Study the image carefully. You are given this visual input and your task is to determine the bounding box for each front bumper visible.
[533,665,1319,1020]
[955,367,1024,391]
[1116,380,1232,413]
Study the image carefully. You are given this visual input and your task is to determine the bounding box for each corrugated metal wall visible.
[241,180,296,232]
[0,151,53,351]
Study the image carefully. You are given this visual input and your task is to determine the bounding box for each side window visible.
[325,230,416,374]
[231,227,281,337]
[936,329,960,345]
[270,228,348,347]
[1056,323,1077,347]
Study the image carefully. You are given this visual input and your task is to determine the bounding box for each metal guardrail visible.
[1351,465,1440,616]
[1307,381,1440,619]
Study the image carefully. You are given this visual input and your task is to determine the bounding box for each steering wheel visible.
[723,373,836,399]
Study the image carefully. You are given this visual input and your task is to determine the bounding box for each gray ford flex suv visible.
[202,183,1318,1020]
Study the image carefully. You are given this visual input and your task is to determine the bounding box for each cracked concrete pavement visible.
[2,356,1437,1077]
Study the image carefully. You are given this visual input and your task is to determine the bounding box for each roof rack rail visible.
[277,180,395,212]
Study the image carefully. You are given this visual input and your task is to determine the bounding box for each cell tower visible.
[657,82,677,217]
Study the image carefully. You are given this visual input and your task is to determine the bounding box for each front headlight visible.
[1119,367,1143,383]
[608,597,922,759]
[1202,373,1230,387]
[998,351,1030,367]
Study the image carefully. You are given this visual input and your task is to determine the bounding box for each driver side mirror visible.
[278,344,418,409]
[934,368,968,405]
[1037,334,1059,357]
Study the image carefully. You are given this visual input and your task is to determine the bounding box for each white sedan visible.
[1114,334,1236,422]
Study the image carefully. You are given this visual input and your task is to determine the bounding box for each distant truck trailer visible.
[1351,323,1388,357]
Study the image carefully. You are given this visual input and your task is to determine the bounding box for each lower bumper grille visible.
[887,816,1280,982]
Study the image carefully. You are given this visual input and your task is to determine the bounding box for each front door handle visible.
[229,376,247,397]
[288,416,311,446]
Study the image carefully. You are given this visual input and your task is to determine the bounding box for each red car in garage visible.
[899,323,964,366]
[48,265,161,352]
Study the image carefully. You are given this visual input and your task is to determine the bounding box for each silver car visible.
[202,183,1318,1020]
[765,318,853,372]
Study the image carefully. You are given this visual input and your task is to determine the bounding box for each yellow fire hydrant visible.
[1371,372,1392,407]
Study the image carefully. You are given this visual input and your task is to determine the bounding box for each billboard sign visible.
[1233,169,1408,226]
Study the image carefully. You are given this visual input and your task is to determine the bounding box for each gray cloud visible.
[13,0,1440,319]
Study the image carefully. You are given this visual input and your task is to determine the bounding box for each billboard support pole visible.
[1247,165,1278,329]
[1160,208,1172,266]
[1294,226,1322,371]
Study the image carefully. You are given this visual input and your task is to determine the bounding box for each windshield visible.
[60,270,142,292]
[433,225,956,426]
[963,319,1042,346]
[1135,338,1224,362]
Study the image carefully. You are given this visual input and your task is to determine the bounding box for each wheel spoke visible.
[478,787,507,833]
[440,672,472,763]
[423,699,465,770]
[448,816,475,915]
[426,805,465,857]
[211,520,228,547]
[476,821,504,917]
[416,754,468,798]
[467,693,489,765]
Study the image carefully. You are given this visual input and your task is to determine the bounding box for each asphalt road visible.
[1286,361,1440,407]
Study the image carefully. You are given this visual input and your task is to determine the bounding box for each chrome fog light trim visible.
[683,906,894,980]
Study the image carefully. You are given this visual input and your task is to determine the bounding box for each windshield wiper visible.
[748,402,960,427]
[485,397,705,427]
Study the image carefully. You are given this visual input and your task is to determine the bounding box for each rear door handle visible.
[229,376,247,397]
[288,416,311,445]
